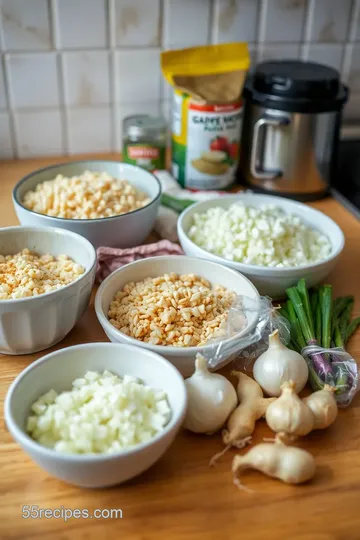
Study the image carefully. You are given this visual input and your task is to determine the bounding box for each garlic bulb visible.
[265,381,315,437]
[184,354,238,434]
[303,385,338,430]
[253,329,309,397]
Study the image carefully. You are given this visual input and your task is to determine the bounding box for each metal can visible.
[171,90,243,190]
[122,115,167,171]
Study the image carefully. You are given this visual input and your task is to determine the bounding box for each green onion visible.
[333,296,353,320]
[310,290,318,321]
[315,301,322,345]
[286,287,314,343]
[339,299,354,344]
[161,193,195,213]
[332,319,344,349]
[346,316,360,343]
[297,279,315,336]
[281,279,359,404]
[319,285,332,349]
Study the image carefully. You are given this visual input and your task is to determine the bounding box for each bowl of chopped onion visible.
[4,342,187,488]
[12,160,162,249]
[177,194,345,299]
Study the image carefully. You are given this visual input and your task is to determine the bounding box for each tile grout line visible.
[1,53,18,159]
[0,5,17,158]
[348,0,360,42]
[209,0,217,45]
[341,0,359,83]
[300,0,314,60]
[256,0,268,61]
[107,0,117,152]
[49,0,68,156]
[159,0,167,107]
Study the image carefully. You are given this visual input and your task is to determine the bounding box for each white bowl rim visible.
[12,160,162,223]
[0,225,96,305]
[177,193,345,274]
[4,342,187,462]
[95,255,261,354]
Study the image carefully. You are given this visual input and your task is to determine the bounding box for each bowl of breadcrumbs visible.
[95,256,260,376]
[13,161,161,249]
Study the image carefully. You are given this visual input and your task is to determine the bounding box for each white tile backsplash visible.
[0,0,359,158]
[306,44,345,71]
[258,43,301,62]
[213,0,259,43]
[163,0,211,48]
[0,111,13,157]
[344,93,360,121]
[0,58,7,108]
[66,107,112,154]
[114,0,161,47]
[54,0,107,49]
[14,109,63,157]
[115,49,161,103]
[1,0,51,51]
[347,44,360,91]
[263,0,307,43]
[309,0,353,43]
[62,51,111,107]
[5,52,59,108]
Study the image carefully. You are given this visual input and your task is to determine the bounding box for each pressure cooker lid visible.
[244,60,348,113]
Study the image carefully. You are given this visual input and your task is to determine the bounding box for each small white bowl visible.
[5,342,187,488]
[13,160,161,249]
[95,256,260,377]
[177,193,345,299]
[0,226,96,354]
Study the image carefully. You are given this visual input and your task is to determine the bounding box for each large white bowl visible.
[4,342,187,488]
[177,193,345,299]
[0,226,96,354]
[13,160,161,249]
[95,256,260,377]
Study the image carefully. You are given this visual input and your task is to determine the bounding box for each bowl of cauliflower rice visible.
[12,161,161,249]
[177,193,345,299]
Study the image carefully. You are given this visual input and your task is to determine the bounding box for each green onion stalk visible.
[281,279,359,402]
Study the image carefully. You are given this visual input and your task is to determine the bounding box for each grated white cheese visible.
[188,203,332,268]
[26,370,171,455]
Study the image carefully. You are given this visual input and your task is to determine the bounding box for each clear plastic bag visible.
[202,295,290,370]
[301,345,359,407]
[201,293,359,407]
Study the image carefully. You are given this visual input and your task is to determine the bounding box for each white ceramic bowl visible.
[13,160,162,249]
[177,193,345,299]
[95,256,260,377]
[5,342,187,488]
[0,226,96,354]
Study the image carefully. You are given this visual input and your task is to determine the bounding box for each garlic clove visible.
[265,380,315,437]
[303,384,337,430]
[253,330,309,397]
[183,354,238,434]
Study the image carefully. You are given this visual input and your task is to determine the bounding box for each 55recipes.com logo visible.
[22,505,123,521]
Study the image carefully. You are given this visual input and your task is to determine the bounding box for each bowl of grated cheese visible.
[178,193,344,299]
[4,342,187,488]
[12,160,162,249]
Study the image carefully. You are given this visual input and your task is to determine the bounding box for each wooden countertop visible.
[0,154,360,540]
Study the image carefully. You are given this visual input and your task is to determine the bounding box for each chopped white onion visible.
[27,370,171,455]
